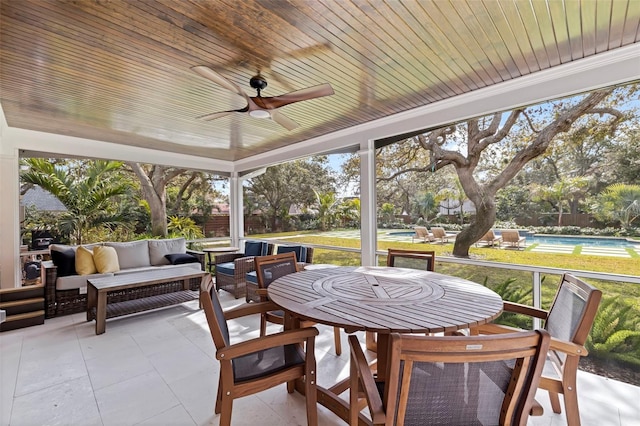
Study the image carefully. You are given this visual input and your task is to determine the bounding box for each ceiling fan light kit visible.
[248,109,271,119]
[192,65,334,130]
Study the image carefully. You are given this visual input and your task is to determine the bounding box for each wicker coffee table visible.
[87,267,207,334]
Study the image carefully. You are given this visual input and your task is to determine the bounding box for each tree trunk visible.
[557,203,564,227]
[452,197,496,257]
[127,163,168,237]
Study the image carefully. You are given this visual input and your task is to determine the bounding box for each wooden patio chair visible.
[411,226,435,243]
[246,245,314,303]
[476,230,502,247]
[430,227,456,243]
[366,248,437,350]
[475,273,602,426]
[349,330,550,426]
[200,279,319,426]
[501,230,526,248]
[254,252,343,356]
[386,248,435,271]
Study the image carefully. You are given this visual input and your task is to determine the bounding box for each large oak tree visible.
[411,88,625,257]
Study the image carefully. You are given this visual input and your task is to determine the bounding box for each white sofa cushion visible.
[105,240,151,270]
[56,272,114,291]
[148,238,187,266]
[114,262,202,276]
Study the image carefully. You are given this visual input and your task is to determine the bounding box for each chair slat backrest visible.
[501,230,521,243]
[430,227,446,239]
[387,249,435,272]
[384,331,550,426]
[254,252,299,299]
[414,226,429,237]
[545,274,602,346]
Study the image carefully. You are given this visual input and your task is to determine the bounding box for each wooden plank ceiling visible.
[1,0,639,162]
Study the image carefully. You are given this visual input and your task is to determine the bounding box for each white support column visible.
[0,135,21,289]
[229,172,244,248]
[359,139,377,266]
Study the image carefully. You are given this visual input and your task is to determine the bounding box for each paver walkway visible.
[306,230,639,259]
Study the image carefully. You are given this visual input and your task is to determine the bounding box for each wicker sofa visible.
[42,238,205,318]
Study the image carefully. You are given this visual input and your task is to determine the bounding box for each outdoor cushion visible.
[50,245,76,277]
[246,270,258,284]
[76,246,97,275]
[93,246,120,273]
[113,263,201,276]
[105,240,150,269]
[55,272,114,291]
[165,253,200,265]
[276,245,307,263]
[216,262,236,276]
[244,241,268,257]
[148,238,187,266]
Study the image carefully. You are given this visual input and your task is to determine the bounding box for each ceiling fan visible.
[192,65,334,131]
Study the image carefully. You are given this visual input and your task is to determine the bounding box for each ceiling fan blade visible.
[269,110,299,131]
[191,65,247,97]
[196,111,237,121]
[265,83,334,108]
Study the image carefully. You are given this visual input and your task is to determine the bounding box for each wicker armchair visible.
[349,330,550,426]
[214,241,274,299]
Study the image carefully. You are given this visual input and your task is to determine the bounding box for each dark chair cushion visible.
[246,271,258,283]
[276,245,307,263]
[233,344,305,383]
[164,253,200,265]
[244,241,268,257]
[50,246,76,277]
[216,262,236,276]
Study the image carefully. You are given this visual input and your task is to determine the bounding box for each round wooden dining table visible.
[267,265,504,423]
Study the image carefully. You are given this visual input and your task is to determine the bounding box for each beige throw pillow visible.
[93,246,120,273]
[76,246,97,275]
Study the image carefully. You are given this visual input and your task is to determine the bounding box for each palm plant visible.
[21,159,133,245]
[586,297,640,368]
[313,190,338,231]
[592,183,640,228]
[167,215,205,240]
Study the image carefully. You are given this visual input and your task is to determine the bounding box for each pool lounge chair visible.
[412,226,435,243]
[502,230,526,248]
[430,227,456,243]
[476,230,502,247]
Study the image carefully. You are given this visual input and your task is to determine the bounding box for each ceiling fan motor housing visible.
[249,74,268,95]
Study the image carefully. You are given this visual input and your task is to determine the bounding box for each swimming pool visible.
[387,230,640,248]
[521,234,640,248]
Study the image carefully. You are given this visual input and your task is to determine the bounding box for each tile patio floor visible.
[1,291,638,426]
